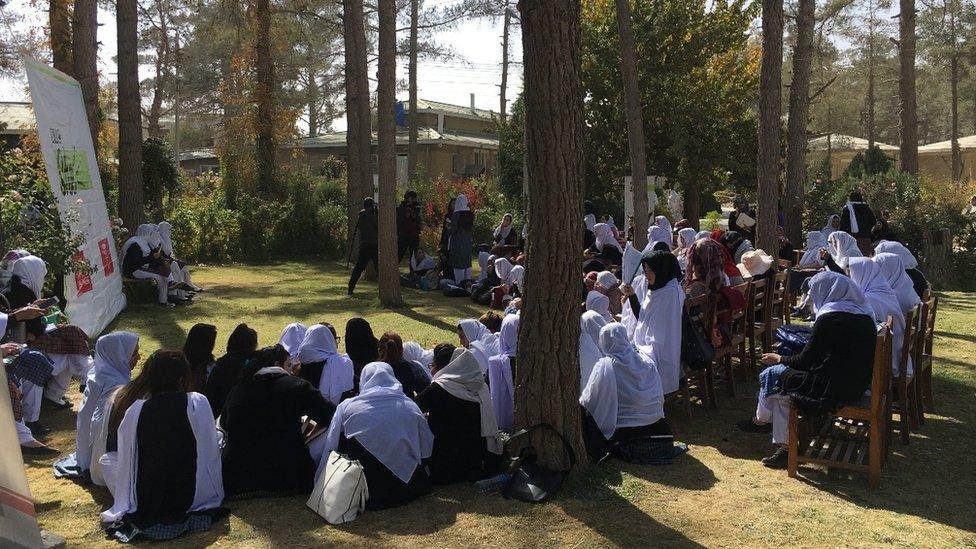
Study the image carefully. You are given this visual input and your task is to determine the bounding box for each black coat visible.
[415,384,488,484]
[840,203,877,239]
[220,372,335,497]
[202,352,252,418]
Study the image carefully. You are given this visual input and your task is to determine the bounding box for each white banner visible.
[25,58,126,337]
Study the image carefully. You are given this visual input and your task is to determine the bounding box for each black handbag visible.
[681,310,715,371]
[501,423,576,503]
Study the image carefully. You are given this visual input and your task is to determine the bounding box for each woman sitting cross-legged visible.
[737,271,877,469]
[416,345,503,484]
[579,322,687,464]
[219,345,336,499]
[100,350,226,543]
[203,323,258,417]
[315,362,433,510]
[296,323,355,405]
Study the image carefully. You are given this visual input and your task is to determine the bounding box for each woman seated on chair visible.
[848,257,908,377]
[220,345,336,499]
[675,228,698,271]
[737,271,876,469]
[872,252,922,316]
[100,351,225,543]
[797,231,828,270]
[315,362,433,510]
[821,231,863,273]
[873,240,928,300]
[580,323,686,464]
[416,345,502,484]
[620,251,685,396]
[203,323,258,417]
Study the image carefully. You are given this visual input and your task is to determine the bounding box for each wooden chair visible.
[914,296,938,414]
[788,321,893,489]
[768,272,789,335]
[728,282,753,382]
[745,279,769,373]
[893,304,922,443]
[683,293,716,408]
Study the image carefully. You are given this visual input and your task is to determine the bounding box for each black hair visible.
[25,318,46,338]
[226,323,258,355]
[432,343,456,372]
[183,323,217,367]
[652,241,671,252]
[404,190,417,200]
[849,190,863,202]
[242,344,290,382]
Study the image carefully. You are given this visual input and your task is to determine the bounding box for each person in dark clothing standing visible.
[397,191,423,262]
[840,190,877,255]
[220,345,336,499]
[378,331,430,398]
[728,195,757,243]
[203,323,258,417]
[348,197,379,296]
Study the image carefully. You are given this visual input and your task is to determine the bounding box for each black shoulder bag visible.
[681,310,715,371]
[501,423,576,503]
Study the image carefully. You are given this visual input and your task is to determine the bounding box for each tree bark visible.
[147,3,170,140]
[307,64,319,137]
[866,0,876,147]
[684,177,701,231]
[897,0,918,174]
[343,0,372,252]
[756,0,783,253]
[949,9,961,183]
[377,0,403,307]
[784,0,814,246]
[50,0,72,74]
[499,6,511,122]
[254,0,276,196]
[615,0,649,250]
[72,0,99,149]
[117,0,144,231]
[516,0,586,471]
[408,0,420,180]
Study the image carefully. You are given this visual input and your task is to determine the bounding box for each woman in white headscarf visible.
[457,318,499,373]
[655,215,673,237]
[644,225,673,254]
[621,251,685,395]
[278,323,308,361]
[821,214,841,240]
[873,252,922,315]
[121,224,171,306]
[52,332,140,483]
[579,323,684,464]
[158,221,201,295]
[509,265,525,297]
[798,231,828,269]
[739,271,877,469]
[493,213,518,248]
[874,240,928,299]
[592,222,624,255]
[402,341,434,376]
[6,255,47,309]
[675,227,698,270]
[449,193,475,282]
[825,231,862,271]
[849,257,908,376]
[585,290,614,322]
[487,313,518,432]
[578,313,604,394]
[417,348,502,484]
[316,362,433,510]
[594,270,623,316]
[297,325,354,405]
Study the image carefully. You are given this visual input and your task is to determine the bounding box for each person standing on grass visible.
[449,194,475,283]
[840,190,877,256]
[348,197,379,296]
[397,191,423,262]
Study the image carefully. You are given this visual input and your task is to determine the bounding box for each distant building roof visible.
[808,134,899,152]
[0,102,34,133]
[295,126,499,149]
[179,148,218,162]
[413,98,497,121]
[918,135,976,153]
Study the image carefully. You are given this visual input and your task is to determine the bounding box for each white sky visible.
[0,4,524,132]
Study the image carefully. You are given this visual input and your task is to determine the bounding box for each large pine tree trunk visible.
[72,0,99,149]
[408,0,420,180]
[117,0,144,230]
[377,0,403,307]
[756,0,783,253]
[615,0,649,249]
[50,0,72,74]
[343,0,372,251]
[147,5,169,140]
[784,0,814,246]
[516,0,586,471]
[897,0,918,174]
[254,0,276,196]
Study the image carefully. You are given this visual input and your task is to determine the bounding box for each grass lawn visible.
[23,262,976,547]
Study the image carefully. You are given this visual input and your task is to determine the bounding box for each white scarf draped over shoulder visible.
[873,252,921,314]
[278,322,307,359]
[488,313,518,432]
[849,257,909,376]
[317,362,433,483]
[298,324,354,404]
[593,223,623,253]
[799,231,828,268]
[434,349,502,454]
[100,392,223,524]
[11,255,47,297]
[578,314,604,394]
[632,278,685,394]
[827,231,862,268]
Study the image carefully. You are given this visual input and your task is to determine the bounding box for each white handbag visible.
[307,451,369,525]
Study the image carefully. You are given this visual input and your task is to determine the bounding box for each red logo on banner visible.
[73,251,93,295]
[98,238,114,276]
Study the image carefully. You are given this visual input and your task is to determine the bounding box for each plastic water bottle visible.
[473,473,511,494]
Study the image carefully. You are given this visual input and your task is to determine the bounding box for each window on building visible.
[452,152,462,175]
[473,150,485,167]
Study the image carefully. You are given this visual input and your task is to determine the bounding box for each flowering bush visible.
[410,176,522,254]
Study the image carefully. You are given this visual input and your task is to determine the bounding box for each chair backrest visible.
[730,282,750,338]
[870,320,894,422]
[922,296,938,356]
[769,272,789,321]
[897,304,922,382]
[684,292,714,333]
[747,279,767,324]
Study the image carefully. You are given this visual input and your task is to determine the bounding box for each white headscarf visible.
[655,215,673,236]
[580,323,665,439]
[487,313,518,432]
[808,271,875,319]
[849,257,908,375]
[157,221,175,257]
[631,278,685,394]
[873,240,919,269]
[676,228,697,250]
[298,325,354,404]
[475,252,491,282]
[644,225,673,253]
[494,214,513,241]
[593,223,623,253]
[509,265,525,291]
[595,271,619,290]
[459,319,498,373]
[873,253,921,314]
[799,231,828,268]
[433,349,503,454]
[454,194,470,213]
[278,323,307,359]
[410,251,436,273]
[580,310,608,350]
[578,315,603,394]
[583,214,597,232]
[822,214,840,240]
[403,341,434,370]
[11,255,46,297]
[494,257,514,285]
[827,231,862,268]
[585,290,613,322]
[136,224,162,249]
[695,230,711,241]
[318,362,433,483]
